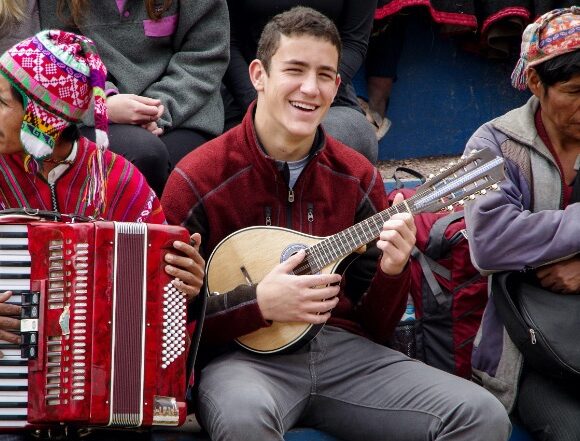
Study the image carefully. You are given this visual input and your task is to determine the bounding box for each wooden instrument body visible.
[206,226,345,354]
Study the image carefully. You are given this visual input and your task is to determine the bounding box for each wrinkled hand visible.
[536,256,580,294]
[0,291,21,358]
[164,233,205,303]
[256,250,341,324]
[107,94,164,126]
[376,192,416,276]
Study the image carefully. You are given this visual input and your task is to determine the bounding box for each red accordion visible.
[0,216,191,429]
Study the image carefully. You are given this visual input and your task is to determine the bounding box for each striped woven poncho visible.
[0,136,166,224]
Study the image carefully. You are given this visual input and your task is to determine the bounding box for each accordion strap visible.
[0,208,92,222]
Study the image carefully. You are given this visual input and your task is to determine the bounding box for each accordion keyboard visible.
[0,224,30,427]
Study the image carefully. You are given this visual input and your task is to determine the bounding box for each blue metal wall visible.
[355,13,531,160]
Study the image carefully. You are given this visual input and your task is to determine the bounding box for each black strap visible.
[0,208,92,223]
[392,167,426,190]
[425,211,464,258]
[186,291,207,401]
[412,247,450,306]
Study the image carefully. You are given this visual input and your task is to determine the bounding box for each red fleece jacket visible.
[162,104,409,350]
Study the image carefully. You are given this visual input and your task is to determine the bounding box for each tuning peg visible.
[480,189,487,195]
[469,194,476,200]
[458,199,465,205]
[428,173,435,179]
[448,161,456,166]
[491,183,499,190]
[447,205,454,211]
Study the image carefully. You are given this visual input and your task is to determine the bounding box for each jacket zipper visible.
[286,189,294,229]
[307,203,314,235]
[49,183,59,212]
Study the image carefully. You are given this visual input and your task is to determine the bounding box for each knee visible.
[322,107,378,163]
[107,126,170,196]
[197,385,282,438]
[455,389,511,440]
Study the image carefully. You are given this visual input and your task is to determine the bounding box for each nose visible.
[300,71,319,97]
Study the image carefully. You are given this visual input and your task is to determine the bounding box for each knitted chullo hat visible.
[0,30,109,216]
[512,7,580,90]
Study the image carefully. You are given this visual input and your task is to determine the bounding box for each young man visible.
[465,7,580,440]
[0,30,204,350]
[162,7,510,440]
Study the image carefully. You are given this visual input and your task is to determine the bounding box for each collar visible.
[47,140,78,184]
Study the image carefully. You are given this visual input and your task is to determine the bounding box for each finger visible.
[156,104,165,119]
[0,302,21,316]
[190,233,202,252]
[171,278,201,303]
[170,241,205,266]
[378,228,411,253]
[0,329,19,345]
[302,296,339,313]
[299,273,342,290]
[133,102,162,119]
[165,262,203,286]
[0,315,21,331]
[391,212,416,232]
[132,95,162,107]
[0,291,12,303]
[391,192,405,205]
[302,311,331,325]
[278,249,306,273]
[305,285,340,301]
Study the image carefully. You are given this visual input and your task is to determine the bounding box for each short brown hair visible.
[257,6,341,73]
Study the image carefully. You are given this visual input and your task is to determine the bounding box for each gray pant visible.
[197,326,511,441]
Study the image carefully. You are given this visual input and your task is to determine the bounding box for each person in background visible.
[464,7,580,440]
[162,7,511,440]
[0,30,204,355]
[39,0,230,197]
[0,0,39,54]
[222,0,380,163]
[358,9,407,141]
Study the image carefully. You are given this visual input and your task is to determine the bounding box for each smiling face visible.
[0,75,24,155]
[250,34,340,160]
[528,68,580,144]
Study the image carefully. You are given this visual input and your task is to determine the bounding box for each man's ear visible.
[332,73,341,100]
[249,59,266,92]
[527,68,543,98]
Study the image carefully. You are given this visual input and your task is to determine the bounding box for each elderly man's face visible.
[0,75,24,155]
[529,69,580,144]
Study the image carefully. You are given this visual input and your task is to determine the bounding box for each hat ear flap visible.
[19,101,58,159]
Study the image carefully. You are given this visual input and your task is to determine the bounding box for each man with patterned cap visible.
[0,31,205,353]
[463,7,580,440]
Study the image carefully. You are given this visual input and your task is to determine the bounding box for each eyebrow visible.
[282,60,338,75]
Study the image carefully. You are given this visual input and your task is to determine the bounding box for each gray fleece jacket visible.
[0,0,40,54]
[464,96,580,412]
[40,0,229,136]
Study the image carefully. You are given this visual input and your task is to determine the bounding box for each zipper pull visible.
[307,204,314,222]
[288,188,294,203]
[265,206,272,226]
[529,329,537,345]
